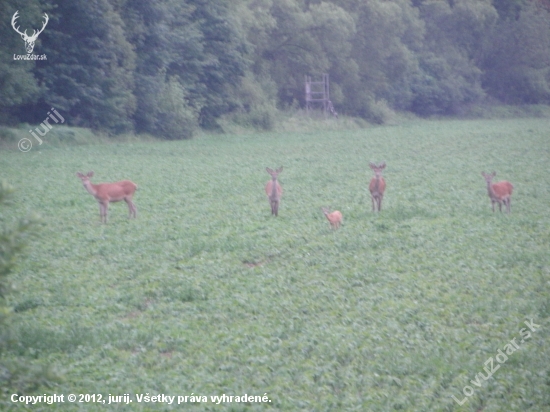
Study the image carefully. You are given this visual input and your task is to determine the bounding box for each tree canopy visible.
[1,0,549,137]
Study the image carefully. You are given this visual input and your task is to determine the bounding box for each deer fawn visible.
[265,167,283,216]
[321,207,343,229]
[76,171,137,223]
[369,162,386,212]
[481,172,513,213]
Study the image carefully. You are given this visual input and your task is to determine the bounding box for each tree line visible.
[1,0,549,138]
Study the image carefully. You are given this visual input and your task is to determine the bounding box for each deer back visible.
[492,181,513,199]
[369,176,386,194]
[329,210,343,225]
[265,180,282,198]
[322,208,342,227]
[95,180,137,201]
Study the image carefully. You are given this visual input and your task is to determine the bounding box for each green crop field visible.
[1,118,549,411]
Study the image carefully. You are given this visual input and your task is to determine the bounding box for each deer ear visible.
[276,166,283,173]
[76,172,83,177]
[380,162,386,169]
[87,171,94,177]
[266,167,273,174]
[492,171,496,177]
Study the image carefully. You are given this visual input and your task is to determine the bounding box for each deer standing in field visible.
[481,172,513,213]
[321,207,343,229]
[369,162,386,212]
[76,172,137,223]
[265,167,283,216]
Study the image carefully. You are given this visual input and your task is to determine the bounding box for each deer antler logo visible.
[11,10,49,54]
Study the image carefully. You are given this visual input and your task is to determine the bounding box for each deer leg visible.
[125,198,136,218]
[371,195,375,212]
[379,195,383,212]
[99,202,108,223]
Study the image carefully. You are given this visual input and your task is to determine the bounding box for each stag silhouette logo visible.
[11,10,48,54]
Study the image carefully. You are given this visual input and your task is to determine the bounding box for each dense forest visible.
[1,0,549,138]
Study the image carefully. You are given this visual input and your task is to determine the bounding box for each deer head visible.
[12,11,49,54]
[369,162,386,175]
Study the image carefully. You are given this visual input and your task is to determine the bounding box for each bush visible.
[156,78,199,140]
[410,52,485,116]
[0,181,57,399]
[248,105,276,130]
[482,2,550,104]
[367,98,395,124]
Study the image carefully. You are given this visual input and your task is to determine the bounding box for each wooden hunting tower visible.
[305,74,336,117]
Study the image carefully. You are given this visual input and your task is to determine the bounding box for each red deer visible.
[369,162,386,212]
[481,172,513,213]
[76,172,137,223]
[265,167,283,216]
[321,207,343,229]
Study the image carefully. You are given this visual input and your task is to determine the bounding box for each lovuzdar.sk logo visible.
[11,10,48,60]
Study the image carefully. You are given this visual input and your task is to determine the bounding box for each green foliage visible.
[347,0,423,112]
[463,103,550,119]
[421,0,497,61]
[0,1,45,124]
[225,103,277,131]
[40,0,136,133]
[185,0,250,128]
[482,1,550,104]
[0,181,53,399]
[121,0,248,136]
[1,119,550,410]
[492,0,526,20]
[411,51,484,115]
[246,0,355,105]
[156,77,199,139]
[0,182,37,299]
[1,0,550,132]
[411,0,494,115]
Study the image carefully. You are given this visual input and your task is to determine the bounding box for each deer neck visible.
[374,174,380,192]
[83,181,98,197]
[486,181,496,198]
[271,176,278,199]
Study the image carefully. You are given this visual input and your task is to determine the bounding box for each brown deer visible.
[369,162,386,212]
[481,172,513,213]
[76,172,137,223]
[321,207,343,229]
[265,167,283,216]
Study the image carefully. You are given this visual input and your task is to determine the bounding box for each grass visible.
[1,118,549,411]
